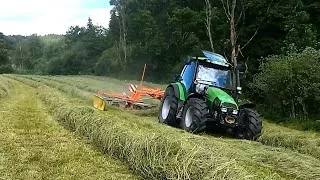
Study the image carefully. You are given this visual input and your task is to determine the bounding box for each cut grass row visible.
[36,85,252,179]
[0,75,12,98]
[38,75,162,106]
[259,122,320,159]
[14,75,320,161]
[7,75,320,179]
[8,74,159,115]
[5,75,91,103]
[38,75,166,94]
[40,75,128,93]
[8,75,256,179]
[52,75,320,158]
[0,79,140,180]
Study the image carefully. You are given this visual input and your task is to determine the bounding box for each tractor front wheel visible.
[181,98,209,133]
[236,108,262,141]
[158,87,179,126]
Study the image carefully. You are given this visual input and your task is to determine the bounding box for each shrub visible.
[0,64,14,74]
[251,47,320,119]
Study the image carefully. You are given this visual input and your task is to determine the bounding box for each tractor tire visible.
[237,108,262,141]
[158,87,179,126]
[181,98,209,133]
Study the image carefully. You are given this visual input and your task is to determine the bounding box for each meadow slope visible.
[3,74,320,180]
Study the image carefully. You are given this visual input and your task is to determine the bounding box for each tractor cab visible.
[195,57,233,92]
[178,51,235,96]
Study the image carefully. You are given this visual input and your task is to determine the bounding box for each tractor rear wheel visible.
[181,98,209,133]
[158,87,179,126]
[236,108,262,141]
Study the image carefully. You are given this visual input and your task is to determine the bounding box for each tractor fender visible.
[185,93,204,103]
[239,103,256,109]
[185,93,213,111]
[167,83,186,101]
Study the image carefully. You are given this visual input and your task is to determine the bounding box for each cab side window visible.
[181,61,196,91]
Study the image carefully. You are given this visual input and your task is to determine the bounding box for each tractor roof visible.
[192,51,230,67]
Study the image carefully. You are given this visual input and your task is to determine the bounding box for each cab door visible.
[180,61,197,94]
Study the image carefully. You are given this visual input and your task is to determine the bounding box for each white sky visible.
[0,0,113,36]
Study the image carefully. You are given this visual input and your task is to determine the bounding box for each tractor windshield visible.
[196,64,232,90]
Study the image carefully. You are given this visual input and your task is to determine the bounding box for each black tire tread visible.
[158,87,179,126]
[238,108,262,140]
[181,98,210,133]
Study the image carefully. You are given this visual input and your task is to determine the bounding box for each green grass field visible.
[2,74,320,179]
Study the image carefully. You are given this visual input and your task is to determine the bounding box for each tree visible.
[205,0,215,52]
[0,32,13,73]
[282,6,318,53]
[110,0,128,71]
[0,38,9,66]
[219,0,275,93]
[87,17,94,29]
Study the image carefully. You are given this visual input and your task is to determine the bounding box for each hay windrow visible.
[0,75,12,98]
[36,85,253,180]
[33,75,320,161]
[6,74,320,179]
[19,75,90,98]
[259,121,320,159]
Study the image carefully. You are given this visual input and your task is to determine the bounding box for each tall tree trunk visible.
[121,11,127,72]
[301,100,308,119]
[229,0,239,92]
[119,20,124,69]
[230,0,237,65]
[118,2,127,72]
[291,99,296,118]
[205,0,215,52]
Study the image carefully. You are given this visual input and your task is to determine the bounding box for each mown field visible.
[1,74,320,180]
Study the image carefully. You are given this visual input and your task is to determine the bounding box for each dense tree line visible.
[0,32,13,73]
[0,0,319,119]
[2,18,109,75]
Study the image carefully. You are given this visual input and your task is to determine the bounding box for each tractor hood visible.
[206,87,238,110]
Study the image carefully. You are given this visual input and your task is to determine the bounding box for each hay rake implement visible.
[93,64,164,111]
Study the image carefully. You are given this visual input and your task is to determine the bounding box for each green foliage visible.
[0,41,9,66]
[283,10,318,52]
[0,34,8,62]
[3,0,320,81]
[95,46,121,76]
[0,64,14,74]
[251,47,320,119]
[275,118,320,132]
[0,33,12,74]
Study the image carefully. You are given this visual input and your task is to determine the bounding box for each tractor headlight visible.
[221,107,228,113]
[232,110,238,115]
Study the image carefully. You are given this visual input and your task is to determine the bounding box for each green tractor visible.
[158,51,262,140]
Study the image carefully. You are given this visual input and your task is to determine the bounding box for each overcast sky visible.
[0,0,112,36]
